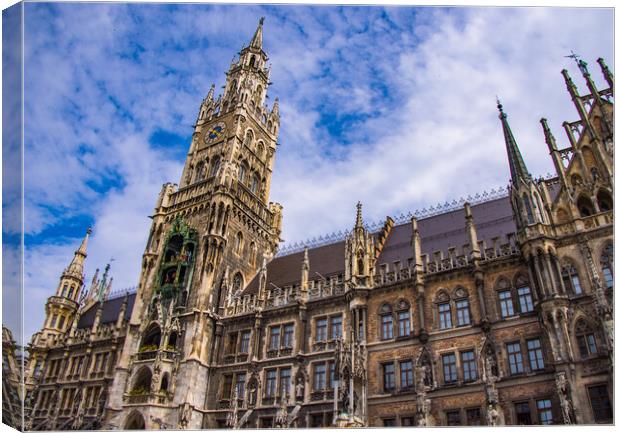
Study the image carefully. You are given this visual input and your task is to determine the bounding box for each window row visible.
[379,301,412,340]
[315,315,342,343]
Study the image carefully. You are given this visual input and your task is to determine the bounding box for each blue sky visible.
[3,3,613,341]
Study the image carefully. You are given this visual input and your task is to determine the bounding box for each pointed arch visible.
[131,366,152,394]
[124,410,146,430]
[244,129,254,147]
[597,189,613,212]
[600,243,613,289]
[560,258,582,295]
[577,195,594,217]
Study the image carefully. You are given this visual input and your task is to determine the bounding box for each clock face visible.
[206,123,225,142]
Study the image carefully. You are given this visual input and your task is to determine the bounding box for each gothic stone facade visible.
[23,20,613,430]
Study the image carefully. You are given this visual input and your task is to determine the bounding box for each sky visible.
[2,2,613,343]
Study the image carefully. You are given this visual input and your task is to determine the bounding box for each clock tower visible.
[104,18,283,430]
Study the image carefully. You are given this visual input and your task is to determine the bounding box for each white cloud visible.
[18,5,613,341]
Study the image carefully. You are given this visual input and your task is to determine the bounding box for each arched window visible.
[232,272,243,293]
[141,324,161,350]
[435,290,452,329]
[249,55,255,68]
[249,242,257,266]
[238,163,247,184]
[209,156,221,177]
[522,194,534,224]
[577,196,594,217]
[561,263,582,295]
[160,373,169,392]
[453,287,471,327]
[600,244,613,289]
[68,286,75,300]
[379,303,393,340]
[234,232,244,255]
[514,274,534,313]
[131,367,152,394]
[396,300,411,337]
[244,130,254,147]
[575,319,598,359]
[496,277,516,318]
[597,190,613,212]
[195,161,205,182]
[257,141,265,158]
[250,173,260,194]
[61,284,68,297]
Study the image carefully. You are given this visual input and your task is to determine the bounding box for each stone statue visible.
[295,376,305,402]
[555,372,573,424]
[487,404,499,426]
[178,403,192,429]
[248,381,258,406]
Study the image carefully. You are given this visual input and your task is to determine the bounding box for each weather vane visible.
[565,50,588,75]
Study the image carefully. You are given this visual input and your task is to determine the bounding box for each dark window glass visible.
[456,299,471,326]
[515,402,532,425]
[331,315,342,340]
[260,417,274,428]
[222,375,233,399]
[507,342,524,375]
[442,353,457,383]
[527,338,545,371]
[537,399,553,425]
[265,370,277,397]
[269,327,280,350]
[240,330,251,353]
[313,363,326,391]
[446,410,461,426]
[401,417,415,426]
[316,318,327,342]
[383,418,396,427]
[438,303,452,329]
[283,324,294,347]
[279,368,291,397]
[499,290,515,317]
[466,408,482,426]
[381,314,394,339]
[517,286,534,313]
[398,311,411,337]
[310,413,323,428]
[383,363,395,391]
[329,362,336,389]
[400,360,414,389]
[235,373,246,399]
[577,334,598,358]
[588,385,613,423]
[461,350,477,382]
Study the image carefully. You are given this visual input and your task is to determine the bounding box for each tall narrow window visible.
[515,402,532,425]
[235,373,246,399]
[265,370,277,397]
[455,299,471,326]
[222,375,233,399]
[400,360,413,389]
[527,338,545,371]
[279,368,291,397]
[438,303,452,329]
[576,320,598,358]
[588,384,613,423]
[442,353,457,383]
[398,310,411,337]
[499,291,515,317]
[282,324,294,347]
[381,314,394,340]
[250,173,260,195]
[383,363,395,391]
[313,363,326,391]
[561,264,582,295]
[269,327,280,350]
[461,350,477,382]
[240,330,251,353]
[330,315,342,340]
[600,244,613,289]
[315,318,327,342]
[536,399,553,425]
[329,361,336,389]
[238,163,247,184]
[507,342,524,375]
[517,286,534,313]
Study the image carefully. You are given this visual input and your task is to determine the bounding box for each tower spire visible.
[497,99,531,185]
[355,201,363,229]
[65,227,91,278]
[250,17,265,50]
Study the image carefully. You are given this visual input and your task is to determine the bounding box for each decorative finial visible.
[496,96,506,119]
[355,201,363,228]
[86,227,92,235]
[259,16,265,25]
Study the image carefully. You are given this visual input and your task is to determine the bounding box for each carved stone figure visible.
[555,372,574,424]
[295,376,305,402]
[487,404,499,426]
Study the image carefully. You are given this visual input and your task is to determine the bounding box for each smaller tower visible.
[498,100,548,229]
[345,202,375,288]
[41,228,91,337]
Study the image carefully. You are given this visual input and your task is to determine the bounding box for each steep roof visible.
[243,195,516,295]
[77,293,136,329]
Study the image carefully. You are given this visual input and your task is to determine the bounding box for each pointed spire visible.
[250,17,265,50]
[271,97,280,117]
[206,84,215,102]
[597,58,614,89]
[76,227,91,257]
[355,201,363,229]
[497,99,531,186]
[540,118,557,151]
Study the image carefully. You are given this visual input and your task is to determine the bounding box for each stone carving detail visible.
[555,372,574,424]
[226,387,239,428]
